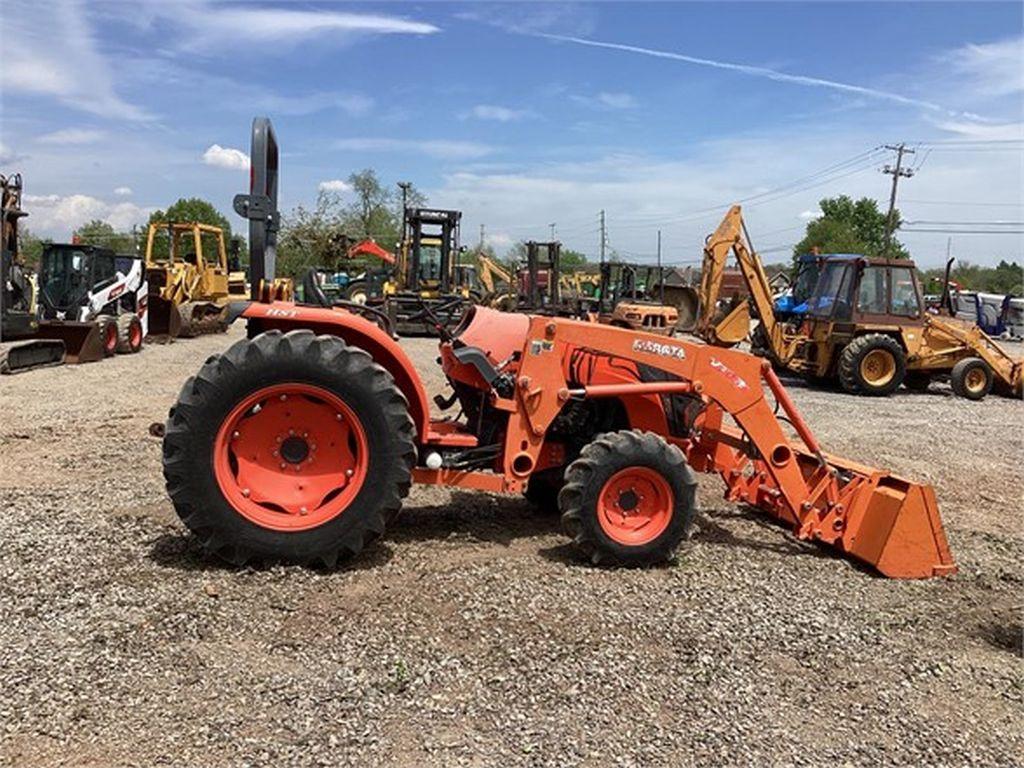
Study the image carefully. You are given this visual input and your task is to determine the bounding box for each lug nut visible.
[272,450,278,457]
[299,507,308,515]
[232,431,240,440]
[280,462,287,469]
[345,468,354,477]
[242,488,251,497]
[336,413,343,421]
[280,394,288,401]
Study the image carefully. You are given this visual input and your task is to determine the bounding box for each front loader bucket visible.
[147,296,183,339]
[33,321,105,364]
[0,339,66,374]
[841,475,955,579]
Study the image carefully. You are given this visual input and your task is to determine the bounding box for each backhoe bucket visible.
[669,285,700,332]
[0,339,66,374]
[33,321,105,364]
[147,295,183,339]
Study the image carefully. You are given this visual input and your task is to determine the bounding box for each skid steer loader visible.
[159,118,956,580]
[33,244,148,361]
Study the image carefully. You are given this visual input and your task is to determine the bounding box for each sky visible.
[1,0,1022,268]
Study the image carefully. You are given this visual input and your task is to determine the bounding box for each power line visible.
[903,198,1022,207]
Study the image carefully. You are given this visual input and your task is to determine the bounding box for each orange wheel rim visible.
[965,368,986,393]
[214,383,369,531]
[129,321,142,349]
[104,324,118,353]
[597,466,674,545]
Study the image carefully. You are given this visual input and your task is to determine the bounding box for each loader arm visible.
[924,315,1023,394]
[696,206,798,361]
[499,317,954,579]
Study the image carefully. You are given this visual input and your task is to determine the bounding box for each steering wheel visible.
[408,297,464,341]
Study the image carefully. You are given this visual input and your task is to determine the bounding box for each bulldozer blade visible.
[178,302,229,337]
[33,321,106,364]
[0,339,66,374]
[146,296,183,339]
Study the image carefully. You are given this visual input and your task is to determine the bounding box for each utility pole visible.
[397,181,411,235]
[479,223,485,252]
[599,209,606,265]
[657,229,664,304]
[882,143,915,257]
[549,222,556,241]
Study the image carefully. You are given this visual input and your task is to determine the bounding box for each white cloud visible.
[21,193,153,239]
[113,186,133,197]
[541,32,962,115]
[202,144,250,171]
[946,35,1024,98]
[465,105,533,122]
[571,91,638,110]
[166,2,438,52]
[334,138,495,160]
[318,179,351,193]
[597,92,636,109]
[934,121,1024,141]
[799,210,818,220]
[2,0,150,121]
[0,142,22,165]
[37,128,105,145]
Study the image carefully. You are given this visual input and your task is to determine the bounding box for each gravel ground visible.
[1,326,1021,767]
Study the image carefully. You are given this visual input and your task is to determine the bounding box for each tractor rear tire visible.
[115,313,143,353]
[162,329,416,567]
[837,334,906,396]
[97,316,118,357]
[559,430,697,566]
[950,357,993,401]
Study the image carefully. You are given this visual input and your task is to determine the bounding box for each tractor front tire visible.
[950,357,994,401]
[837,334,906,396]
[559,431,697,566]
[115,313,144,353]
[162,329,416,567]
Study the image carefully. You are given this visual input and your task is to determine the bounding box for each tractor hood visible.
[442,305,530,388]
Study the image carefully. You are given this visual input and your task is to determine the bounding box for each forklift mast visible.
[402,208,462,293]
[523,240,561,308]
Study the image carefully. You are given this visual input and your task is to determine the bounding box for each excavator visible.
[692,205,1022,399]
[161,116,955,580]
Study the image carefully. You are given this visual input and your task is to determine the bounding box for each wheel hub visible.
[280,435,310,464]
[617,488,639,512]
[597,467,674,545]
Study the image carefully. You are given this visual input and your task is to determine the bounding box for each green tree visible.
[72,219,136,252]
[559,248,587,273]
[794,195,908,261]
[277,191,349,278]
[18,227,49,270]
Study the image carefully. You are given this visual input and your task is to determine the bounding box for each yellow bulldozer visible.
[145,221,290,338]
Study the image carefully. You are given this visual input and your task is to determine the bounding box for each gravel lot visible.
[1,325,1021,767]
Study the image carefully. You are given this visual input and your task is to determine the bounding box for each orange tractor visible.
[160,119,955,579]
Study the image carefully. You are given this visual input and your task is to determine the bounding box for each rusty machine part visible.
[161,117,956,580]
[0,173,66,373]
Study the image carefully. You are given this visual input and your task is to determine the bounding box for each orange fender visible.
[242,302,431,442]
